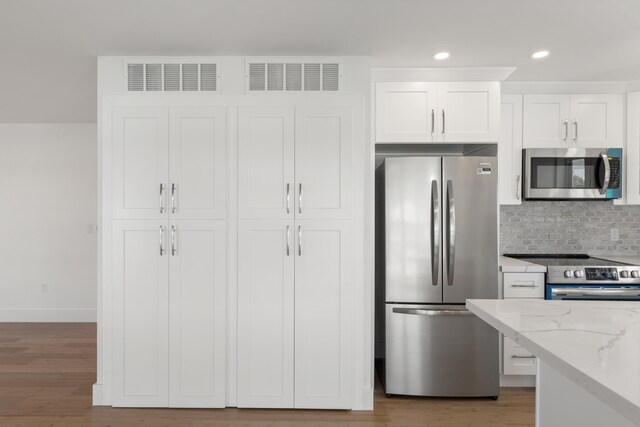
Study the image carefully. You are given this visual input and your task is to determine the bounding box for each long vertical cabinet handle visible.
[159,225,165,256]
[563,120,568,142]
[171,225,176,256]
[441,110,446,135]
[446,180,456,286]
[286,183,291,214]
[430,180,440,286]
[516,175,521,200]
[298,183,303,214]
[159,184,165,213]
[286,225,291,256]
[431,109,435,136]
[171,183,176,214]
[573,120,578,142]
[298,225,302,256]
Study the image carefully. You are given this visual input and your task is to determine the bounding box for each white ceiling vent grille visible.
[125,58,220,93]
[247,58,341,92]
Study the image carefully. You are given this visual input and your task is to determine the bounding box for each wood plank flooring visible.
[0,323,535,426]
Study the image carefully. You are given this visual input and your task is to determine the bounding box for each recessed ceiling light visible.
[434,52,450,60]
[531,50,550,59]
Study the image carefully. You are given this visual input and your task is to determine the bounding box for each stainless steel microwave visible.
[523,148,622,200]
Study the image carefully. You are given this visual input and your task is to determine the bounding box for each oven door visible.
[523,148,621,200]
[546,285,640,301]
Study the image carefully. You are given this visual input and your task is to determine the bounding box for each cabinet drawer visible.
[503,337,536,376]
[503,273,544,298]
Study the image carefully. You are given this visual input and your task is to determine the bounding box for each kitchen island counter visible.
[467,299,640,427]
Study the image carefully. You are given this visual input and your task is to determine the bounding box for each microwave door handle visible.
[430,180,440,287]
[599,152,610,195]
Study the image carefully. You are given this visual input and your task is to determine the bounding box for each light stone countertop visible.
[499,255,546,273]
[467,299,640,425]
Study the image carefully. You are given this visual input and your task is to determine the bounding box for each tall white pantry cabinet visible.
[102,99,357,410]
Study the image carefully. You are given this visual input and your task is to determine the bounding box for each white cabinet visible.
[112,105,226,220]
[503,337,537,376]
[627,92,640,205]
[375,81,500,143]
[238,106,353,220]
[237,220,353,409]
[237,220,295,408]
[499,94,523,205]
[112,220,226,408]
[524,94,622,148]
[503,272,545,299]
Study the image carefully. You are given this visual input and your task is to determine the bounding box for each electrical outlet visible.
[611,228,619,241]
[41,283,48,294]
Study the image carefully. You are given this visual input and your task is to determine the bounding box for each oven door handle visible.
[551,288,640,297]
[599,152,610,195]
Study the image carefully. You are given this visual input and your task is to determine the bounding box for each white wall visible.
[0,124,97,321]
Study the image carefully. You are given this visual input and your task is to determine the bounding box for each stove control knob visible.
[621,270,630,279]
[632,271,639,279]
[564,270,574,278]
[574,270,583,278]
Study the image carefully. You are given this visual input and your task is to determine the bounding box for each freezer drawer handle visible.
[430,180,440,286]
[446,180,456,286]
[392,307,473,316]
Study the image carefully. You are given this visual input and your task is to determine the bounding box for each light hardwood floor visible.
[0,323,534,426]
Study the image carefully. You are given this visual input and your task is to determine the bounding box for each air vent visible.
[248,60,341,92]
[125,60,220,92]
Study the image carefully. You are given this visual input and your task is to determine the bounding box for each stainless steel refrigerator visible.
[376,156,499,398]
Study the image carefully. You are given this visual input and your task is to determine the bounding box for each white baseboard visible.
[92,383,104,406]
[500,374,536,387]
[0,308,96,322]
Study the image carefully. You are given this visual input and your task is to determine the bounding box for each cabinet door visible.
[503,337,536,376]
[238,107,295,219]
[570,94,623,148]
[237,220,294,408]
[437,82,500,142]
[294,220,352,409]
[295,106,352,219]
[499,95,523,205]
[112,106,169,219]
[523,94,570,148]
[375,82,438,142]
[169,220,226,407]
[112,220,169,407]
[169,107,226,220]
[627,92,640,205]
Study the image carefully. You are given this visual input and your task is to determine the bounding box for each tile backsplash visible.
[500,201,640,256]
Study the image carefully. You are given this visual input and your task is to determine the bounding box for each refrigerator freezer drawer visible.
[385,304,499,397]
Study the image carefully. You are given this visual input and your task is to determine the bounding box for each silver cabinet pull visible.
[286,183,291,214]
[563,120,568,141]
[430,109,435,136]
[298,183,303,214]
[441,110,446,135]
[511,355,536,359]
[171,225,176,256]
[572,120,578,142]
[286,225,290,256]
[446,180,456,286]
[511,283,538,288]
[171,183,176,214]
[159,225,165,256]
[515,175,521,200]
[599,152,610,195]
[430,180,440,286]
[298,225,302,256]
[159,184,165,213]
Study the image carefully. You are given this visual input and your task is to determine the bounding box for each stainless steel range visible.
[505,254,640,301]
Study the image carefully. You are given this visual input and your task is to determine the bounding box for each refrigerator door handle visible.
[430,180,440,286]
[392,307,472,316]
[446,180,456,286]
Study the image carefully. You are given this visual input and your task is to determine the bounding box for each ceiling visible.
[2,0,640,122]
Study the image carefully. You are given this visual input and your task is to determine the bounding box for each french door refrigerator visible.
[378,156,499,398]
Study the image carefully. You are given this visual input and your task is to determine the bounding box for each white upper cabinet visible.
[375,82,438,142]
[112,106,169,220]
[524,94,623,148]
[295,106,352,219]
[437,82,500,143]
[499,94,523,205]
[238,107,295,219]
[626,92,640,205]
[375,81,500,143]
[169,107,227,220]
